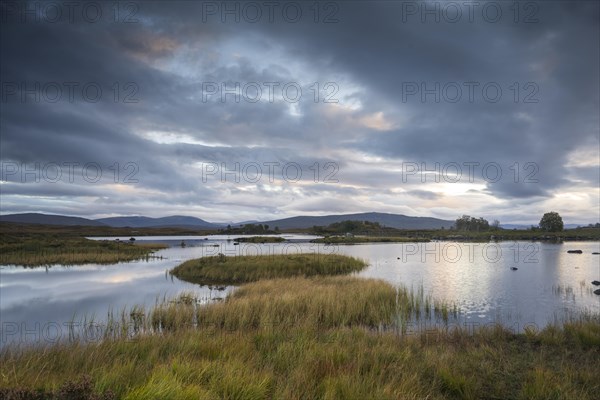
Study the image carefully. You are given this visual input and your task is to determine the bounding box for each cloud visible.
[0,1,598,224]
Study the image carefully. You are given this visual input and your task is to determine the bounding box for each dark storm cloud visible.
[270,1,599,199]
[0,1,598,223]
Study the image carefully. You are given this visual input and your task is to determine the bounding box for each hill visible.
[258,212,454,230]
[0,213,105,226]
[95,215,217,229]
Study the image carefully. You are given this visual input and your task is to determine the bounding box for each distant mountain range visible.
[0,212,453,229]
[1,212,591,230]
[0,213,106,226]
[260,212,454,230]
[95,216,217,229]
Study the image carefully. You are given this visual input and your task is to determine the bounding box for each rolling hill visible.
[257,212,454,230]
[0,212,455,230]
[95,215,217,229]
[0,213,105,226]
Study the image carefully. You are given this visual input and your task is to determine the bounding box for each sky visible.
[0,0,599,225]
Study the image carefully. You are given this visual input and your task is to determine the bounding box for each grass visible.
[290,225,600,242]
[1,228,598,398]
[233,236,286,243]
[409,227,600,242]
[162,277,403,332]
[1,276,599,399]
[0,221,217,237]
[0,237,167,267]
[310,236,430,244]
[170,253,368,285]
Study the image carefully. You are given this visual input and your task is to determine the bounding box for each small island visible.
[170,253,367,285]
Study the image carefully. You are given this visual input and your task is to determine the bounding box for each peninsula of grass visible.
[170,253,367,285]
[0,237,167,267]
[233,236,286,243]
[311,236,430,244]
[1,276,599,399]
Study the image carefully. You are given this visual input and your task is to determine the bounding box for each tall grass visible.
[1,276,598,399]
[55,277,458,342]
[170,253,368,285]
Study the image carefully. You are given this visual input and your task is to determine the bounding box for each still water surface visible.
[1,235,598,346]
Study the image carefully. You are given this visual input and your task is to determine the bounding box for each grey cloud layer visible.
[1,1,598,223]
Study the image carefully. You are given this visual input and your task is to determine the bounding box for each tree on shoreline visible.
[539,212,563,232]
[455,215,490,232]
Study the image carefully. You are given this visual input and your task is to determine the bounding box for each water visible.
[1,236,598,346]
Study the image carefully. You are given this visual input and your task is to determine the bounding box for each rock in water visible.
[591,280,600,286]
[594,289,600,295]
[566,250,583,254]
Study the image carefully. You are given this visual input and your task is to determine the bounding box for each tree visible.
[491,219,500,230]
[539,212,563,232]
[455,215,490,232]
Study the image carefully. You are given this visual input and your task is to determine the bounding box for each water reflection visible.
[1,236,598,346]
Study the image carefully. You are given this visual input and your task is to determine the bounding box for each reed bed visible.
[0,238,167,267]
[54,278,459,342]
[2,255,599,399]
[552,282,598,299]
[1,276,598,399]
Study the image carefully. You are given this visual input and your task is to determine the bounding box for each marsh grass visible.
[552,282,598,300]
[46,278,459,351]
[0,237,167,267]
[170,253,368,285]
[1,276,598,399]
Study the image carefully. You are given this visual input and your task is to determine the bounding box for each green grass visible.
[0,221,217,237]
[170,253,368,285]
[310,236,430,244]
[0,236,167,267]
[414,227,600,242]
[1,276,599,399]
[233,236,286,243]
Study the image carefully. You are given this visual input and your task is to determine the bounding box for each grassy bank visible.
[0,221,217,237]
[170,253,367,285]
[0,237,167,267]
[233,236,286,243]
[295,223,600,242]
[408,227,600,242]
[1,276,599,399]
[311,236,430,244]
